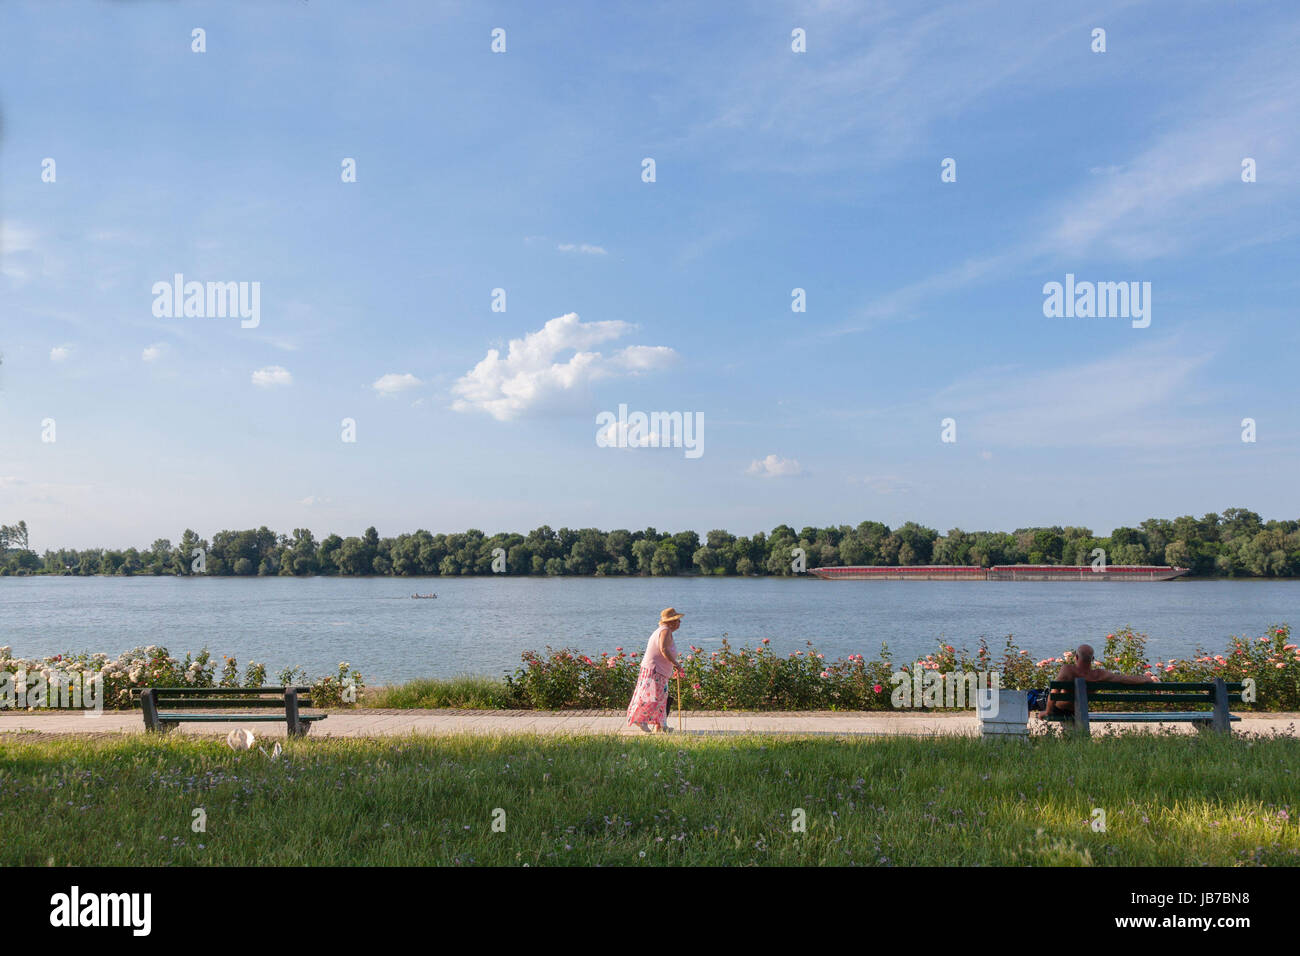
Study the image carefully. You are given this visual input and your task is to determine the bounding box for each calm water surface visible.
[2,577,1297,683]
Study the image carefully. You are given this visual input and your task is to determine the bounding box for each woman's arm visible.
[659,627,681,667]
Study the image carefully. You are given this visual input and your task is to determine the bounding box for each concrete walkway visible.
[2,709,1297,739]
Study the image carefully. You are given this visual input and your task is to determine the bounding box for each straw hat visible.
[659,607,683,624]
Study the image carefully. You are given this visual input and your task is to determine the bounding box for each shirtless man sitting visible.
[1034,643,1157,719]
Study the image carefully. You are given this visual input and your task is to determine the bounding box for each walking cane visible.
[676,672,683,732]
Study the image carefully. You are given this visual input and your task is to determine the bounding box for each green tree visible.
[650,542,679,576]
[632,539,657,575]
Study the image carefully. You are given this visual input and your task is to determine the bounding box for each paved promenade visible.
[2,709,1297,739]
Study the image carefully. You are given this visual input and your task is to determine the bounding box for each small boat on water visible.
[411,593,437,599]
[809,565,1189,581]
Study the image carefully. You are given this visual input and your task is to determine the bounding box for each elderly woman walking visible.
[622,607,685,734]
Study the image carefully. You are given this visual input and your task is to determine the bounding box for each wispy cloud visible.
[932,338,1217,448]
[680,1,1109,175]
[834,23,1300,333]
[1,220,41,280]
[49,345,72,362]
[252,366,293,388]
[557,242,608,255]
[849,474,913,494]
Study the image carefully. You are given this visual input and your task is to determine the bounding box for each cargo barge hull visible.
[809,565,1189,581]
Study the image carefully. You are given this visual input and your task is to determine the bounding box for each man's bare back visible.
[1036,643,1156,718]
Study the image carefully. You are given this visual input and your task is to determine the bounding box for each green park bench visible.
[138,686,326,737]
[1045,678,1242,737]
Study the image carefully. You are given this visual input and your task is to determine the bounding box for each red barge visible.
[809,565,1189,581]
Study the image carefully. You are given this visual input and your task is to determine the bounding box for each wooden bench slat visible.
[1049,681,1243,691]
[131,686,312,696]
[1058,694,1232,704]
[159,714,327,722]
[1046,712,1240,723]
[151,698,312,709]
[1049,694,1241,703]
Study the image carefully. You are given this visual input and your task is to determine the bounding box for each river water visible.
[2,576,1296,683]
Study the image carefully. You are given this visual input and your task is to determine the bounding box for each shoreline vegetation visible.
[2,733,1296,866]
[6,626,1297,713]
[3,507,1300,578]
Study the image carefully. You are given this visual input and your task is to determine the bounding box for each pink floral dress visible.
[626,625,676,728]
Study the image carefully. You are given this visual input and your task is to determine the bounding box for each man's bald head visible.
[1076,644,1095,666]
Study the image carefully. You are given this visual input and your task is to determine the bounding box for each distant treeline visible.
[3,509,1298,579]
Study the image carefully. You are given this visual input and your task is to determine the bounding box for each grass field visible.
[2,731,1296,866]
[365,676,513,709]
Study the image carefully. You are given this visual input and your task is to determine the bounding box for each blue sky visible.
[2,0,1298,550]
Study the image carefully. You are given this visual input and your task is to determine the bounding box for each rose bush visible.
[503,625,1298,710]
[0,645,364,710]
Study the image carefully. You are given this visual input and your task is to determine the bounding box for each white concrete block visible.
[978,689,1028,737]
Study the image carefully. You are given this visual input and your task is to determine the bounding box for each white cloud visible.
[372,372,422,395]
[558,242,608,255]
[452,312,676,421]
[252,365,293,388]
[299,496,331,506]
[142,343,165,362]
[747,454,802,478]
[49,345,72,362]
[849,474,911,494]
